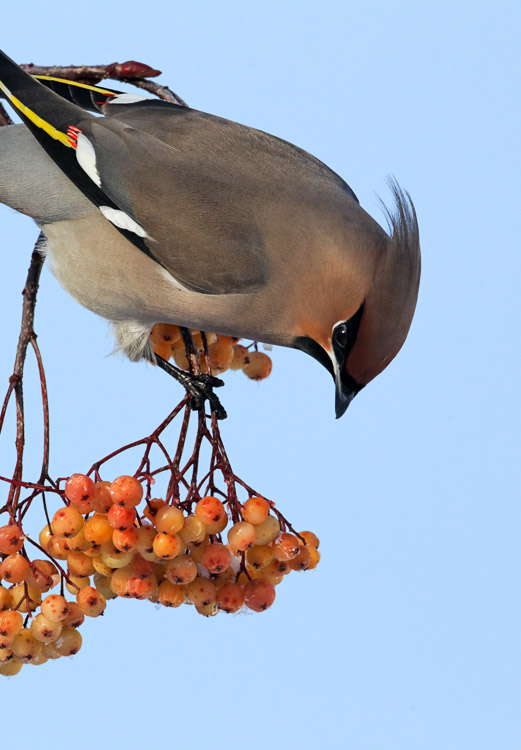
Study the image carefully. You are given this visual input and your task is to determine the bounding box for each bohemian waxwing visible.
[0,49,420,417]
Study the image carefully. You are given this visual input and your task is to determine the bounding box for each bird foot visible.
[155,356,227,419]
[184,372,227,419]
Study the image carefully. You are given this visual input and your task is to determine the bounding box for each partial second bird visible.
[0,49,420,417]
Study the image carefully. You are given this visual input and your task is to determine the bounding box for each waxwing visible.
[0,49,420,417]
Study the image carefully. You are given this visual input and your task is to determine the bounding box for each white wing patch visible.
[108,93,149,105]
[75,133,101,187]
[99,206,149,238]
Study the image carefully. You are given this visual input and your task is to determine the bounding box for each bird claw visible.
[185,374,227,419]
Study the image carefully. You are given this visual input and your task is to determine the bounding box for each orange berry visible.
[41,594,70,623]
[64,527,92,553]
[0,524,24,554]
[151,340,173,360]
[227,521,256,551]
[246,545,273,570]
[242,351,272,380]
[242,496,270,525]
[112,527,139,552]
[152,532,182,560]
[39,524,53,551]
[155,506,185,535]
[77,586,106,617]
[52,507,84,538]
[271,532,300,561]
[128,574,158,600]
[195,496,227,527]
[130,554,155,578]
[0,553,29,584]
[187,577,217,608]
[61,601,85,628]
[64,474,95,513]
[173,347,190,371]
[0,609,23,639]
[216,582,244,613]
[264,558,291,577]
[254,515,280,545]
[164,555,198,585]
[298,531,320,548]
[208,340,234,372]
[92,557,114,577]
[150,323,181,346]
[110,476,143,508]
[243,579,276,612]
[290,545,312,571]
[0,586,10,611]
[108,504,137,530]
[201,543,231,574]
[47,536,69,560]
[306,546,321,570]
[84,513,113,546]
[67,551,95,578]
[110,567,132,597]
[217,335,240,346]
[188,538,210,564]
[158,580,186,608]
[91,481,113,513]
[29,559,59,590]
[230,344,249,370]
[143,498,167,523]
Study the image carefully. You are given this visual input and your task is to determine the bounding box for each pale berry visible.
[155,506,184,535]
[228,521,256,551]
[30,614,62,644]
[254,515,280,545]
[55,627,82,656]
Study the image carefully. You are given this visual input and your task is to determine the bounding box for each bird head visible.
[294,181,420,418]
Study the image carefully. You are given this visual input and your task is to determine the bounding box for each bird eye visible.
[333,323,348,349]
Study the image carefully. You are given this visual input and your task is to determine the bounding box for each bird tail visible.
[0,49,91,144]
[32,76,123,113]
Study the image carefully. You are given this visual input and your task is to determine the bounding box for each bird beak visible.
[334,373,356,418]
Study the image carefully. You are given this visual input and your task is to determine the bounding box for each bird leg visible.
[154,354,227,420]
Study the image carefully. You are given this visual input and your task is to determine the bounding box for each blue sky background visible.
[1,2,520,748]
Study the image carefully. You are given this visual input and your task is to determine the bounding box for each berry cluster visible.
[150,324,273,381]
[0,474,319,675]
